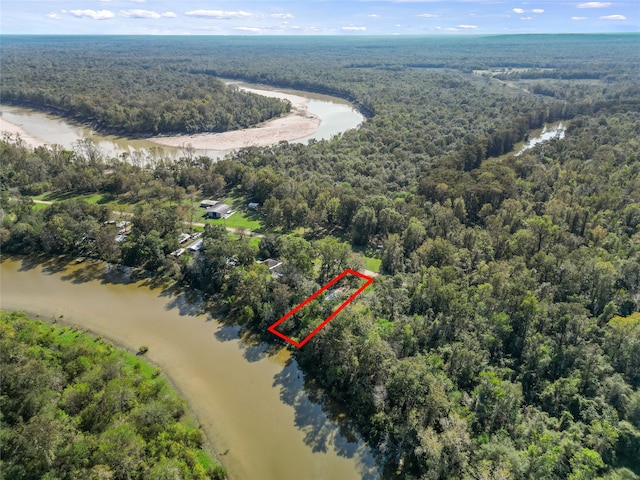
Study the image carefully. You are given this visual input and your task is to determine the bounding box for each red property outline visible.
[267,269,374,348]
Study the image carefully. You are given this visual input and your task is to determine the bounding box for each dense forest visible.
[0,311,226,479]
[1,34,640,479]
[1,38,290,135]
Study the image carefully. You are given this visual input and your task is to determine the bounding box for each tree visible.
[381,234,404,275]
[315,236,351,283]
[351,205,377,246]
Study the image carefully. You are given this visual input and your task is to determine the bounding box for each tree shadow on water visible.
[214,323,242,342]
[1,254,43,272]
[59,262,135,285]
[272,360,381,479]
[163,292,207,317]
[213,324,285,363]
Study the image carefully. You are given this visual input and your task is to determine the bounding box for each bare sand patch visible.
[149,87,321,151]
[0,117,47,148]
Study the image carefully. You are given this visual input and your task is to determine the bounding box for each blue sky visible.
[1,1,638,35]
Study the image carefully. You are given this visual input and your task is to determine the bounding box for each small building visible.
[188,239,203,252]
[170,248,186,257]
[116,221,131,234]
[200,199,218,208]
[205,204,233,219]
[261,258,283,270]
[258,258,283,278]
[178,232,191,244]
[115,234,127,243]
[248,202,260,210]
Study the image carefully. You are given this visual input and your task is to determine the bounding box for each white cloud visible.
[98,0,111,2]
[446,24,478,31]
[185,10,252,19]
[234,26,261,33]
[417,13,439,18]
[521,16,533,20]
[120,9,162,19]
[163,12,177,18]
[578,2,612,8]
[45,12,61,19]
[342,26,367,31]
[600,14,626,19]
[69,9,115,20]
[513,8,525,14]
[271,13,294,19]
[131,0,146,3]
[368,14,381,18]
[572,16,588,20]
[532,9,544,13]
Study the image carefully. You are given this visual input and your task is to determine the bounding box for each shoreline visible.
[1,254,379,479]
[149,86,321,151]
[0,117,48,148]
[3,305,226,473]
[1,84,325,153]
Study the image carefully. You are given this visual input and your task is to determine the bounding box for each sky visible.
[1,1,638,35]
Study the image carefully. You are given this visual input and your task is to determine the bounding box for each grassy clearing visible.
[248,236,261,249]
[363,256,381,273]
[32,202,50,211]
[202,210,263,232]
[53,325,158,378]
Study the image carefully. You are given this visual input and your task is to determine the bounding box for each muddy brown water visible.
[0,256,379,480]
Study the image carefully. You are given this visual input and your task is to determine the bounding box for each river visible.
[0,84,364,161]
[0,256,379,480]
[516,122,566,156]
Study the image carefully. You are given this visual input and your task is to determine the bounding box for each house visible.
[248,202,260,210]
[188,239,203,252]
[116,221,131,234]
[178,233,191,244]
[205,204,233,219]
[258,258,283,278]
[261,258,283,270]
[200,199,218,208]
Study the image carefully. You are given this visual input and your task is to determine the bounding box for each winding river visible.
[0,85,374,478]
[0,256,379,479]
[0,83,364,161]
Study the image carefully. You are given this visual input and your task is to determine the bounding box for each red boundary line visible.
[267,269,374,348]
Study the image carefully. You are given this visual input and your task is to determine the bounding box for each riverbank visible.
[0,117,47,148]
[149,87,321,151]
[0,82,333,155]
[0,256,379,480]
[1,309,227,478]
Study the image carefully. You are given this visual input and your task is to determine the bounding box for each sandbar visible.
[149,86,321,151]
[0,117,47,148]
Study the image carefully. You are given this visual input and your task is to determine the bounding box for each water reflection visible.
[1,256,380,479]
[516,122,566,156]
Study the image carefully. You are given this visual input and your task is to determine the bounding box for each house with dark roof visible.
[205,204,233,219]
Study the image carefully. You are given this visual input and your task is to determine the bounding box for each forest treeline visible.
[0,311,226,480]
[0,44,290,135]
[1,34,640,479]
